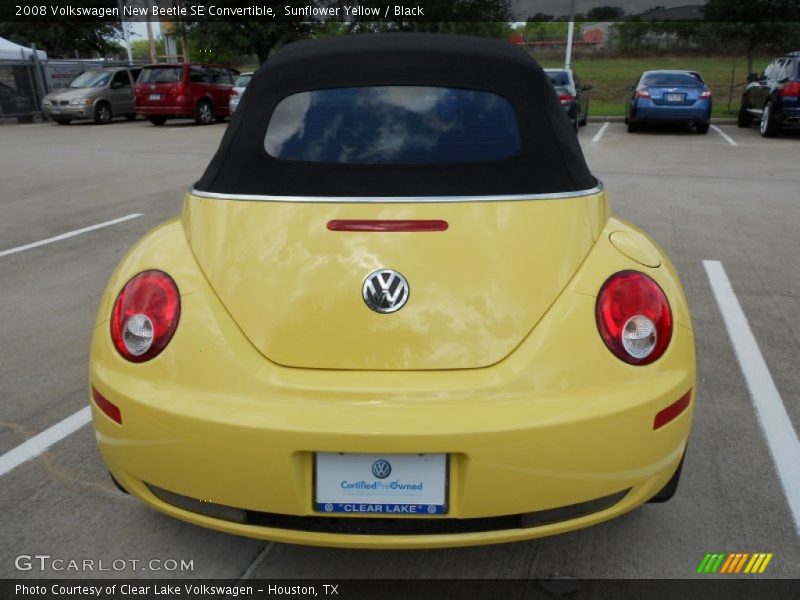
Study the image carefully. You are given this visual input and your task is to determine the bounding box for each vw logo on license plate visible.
[371,459,392,479]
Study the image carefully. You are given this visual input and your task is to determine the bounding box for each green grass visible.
[539,55,772,117]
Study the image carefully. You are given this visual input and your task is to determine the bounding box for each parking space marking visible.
[0,407,91,477]
[237,542,275,583]
[711,125,739,146]
[592,122,610,143]
[703,259,800,534]
[0,213,143,258]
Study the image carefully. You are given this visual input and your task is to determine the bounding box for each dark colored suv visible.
[738,52,800,137]
[544,68,591,132]
[135,64,239,126]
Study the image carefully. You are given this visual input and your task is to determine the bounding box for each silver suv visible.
[42,67,142,125]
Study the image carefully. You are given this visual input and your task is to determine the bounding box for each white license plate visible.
[666,93,684,103]
[315,453,448,515]
[50,106,61,113]
[149,93,162,101]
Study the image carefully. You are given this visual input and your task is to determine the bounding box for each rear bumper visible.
[780,105,800,121]
[560,102,578,118]
[631,100,711,123]
[135,104,192,118]
[90,215,695,548]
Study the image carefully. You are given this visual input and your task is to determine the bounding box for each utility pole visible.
[145,0,157,63]
[118,0,133,63]
[565,0,576,70]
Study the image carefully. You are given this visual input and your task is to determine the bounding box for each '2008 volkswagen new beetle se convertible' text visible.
[89,35,696,549]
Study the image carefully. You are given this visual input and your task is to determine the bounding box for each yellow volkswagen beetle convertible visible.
[89,35,695,548]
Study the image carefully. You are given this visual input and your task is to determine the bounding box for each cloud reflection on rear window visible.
[264,86,521,165]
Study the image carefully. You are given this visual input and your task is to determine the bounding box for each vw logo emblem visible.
[362,269,409,314]
[371,459,392,479]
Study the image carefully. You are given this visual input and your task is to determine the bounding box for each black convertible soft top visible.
[195,34,596,198]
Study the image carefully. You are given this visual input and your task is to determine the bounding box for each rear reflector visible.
[653,390,692,430]
[327,220,448,232]
[92,387,122,424]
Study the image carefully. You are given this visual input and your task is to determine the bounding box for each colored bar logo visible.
[697,553,773,574]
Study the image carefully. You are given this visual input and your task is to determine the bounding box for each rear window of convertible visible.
[264,86,520,164]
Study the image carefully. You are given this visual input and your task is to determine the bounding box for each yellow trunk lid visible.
[183,192,600,370]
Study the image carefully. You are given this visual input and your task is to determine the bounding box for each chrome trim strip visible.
[188,182,604,204]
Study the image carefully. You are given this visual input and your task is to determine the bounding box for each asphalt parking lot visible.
[0,117,799,580]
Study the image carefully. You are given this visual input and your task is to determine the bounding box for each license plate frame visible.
[149,93,162,101]
[314,452,449,515]
[666,93,684,103]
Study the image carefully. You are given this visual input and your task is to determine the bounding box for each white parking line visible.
[592,122,610,143]
[711,125,738,146]
[703,260,800,534]
[237,542,275,583]
[0,407,91,477]
[0,213,142,258]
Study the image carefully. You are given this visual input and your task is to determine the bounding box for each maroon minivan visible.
[134,64,240,126]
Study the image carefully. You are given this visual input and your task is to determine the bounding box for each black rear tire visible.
[148,116,167,126]
[760,101,781,137]
[195,99,214,125]
[648,455,685,503]
[579,102,588,127]
[696,122,710,134]
[109,472,129,494]
[125,113,137,121]
[54,118,71,125]
[627,120,640,133]
[737,103,752,128]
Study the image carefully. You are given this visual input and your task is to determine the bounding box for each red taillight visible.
[780,81,800,97]
[596,271,673,365]
[559,94,575,104]
[92,387,122,424]
[635,88,651,99]
[700,90,712,99]
[653,390,692,430]
[110,270,180,363]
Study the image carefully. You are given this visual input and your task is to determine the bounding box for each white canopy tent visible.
[0,37,47,61]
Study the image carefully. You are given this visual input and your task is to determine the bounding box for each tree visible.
[586,6,625,21]
[522,20,569,40]
[130,38,165,62]
[350,0,513,37]
[526,13,554,22]
[704,0,800,75]
[0,21,121,58]
[187,21,317,65]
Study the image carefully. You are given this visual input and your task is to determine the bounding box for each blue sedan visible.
[626,70,712,134]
